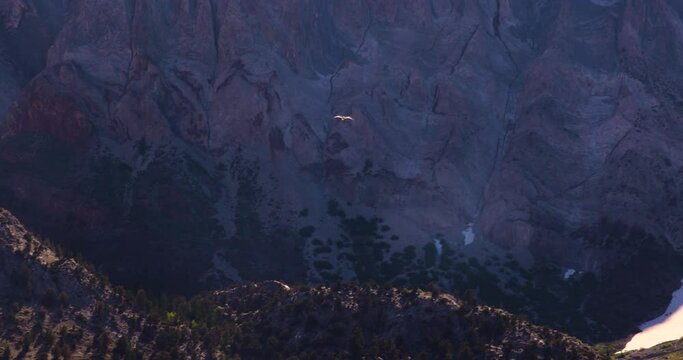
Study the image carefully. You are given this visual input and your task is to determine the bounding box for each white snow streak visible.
[461,223,475,246]
[563,269,576,280]
[621,279,683,352]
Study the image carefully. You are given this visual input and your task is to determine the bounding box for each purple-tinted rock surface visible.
[1,0,682,341]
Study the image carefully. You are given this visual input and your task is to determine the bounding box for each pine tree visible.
[350,327,364,358]
[462,289,477,306]
[113,336,132,360]
[456,342,473,359]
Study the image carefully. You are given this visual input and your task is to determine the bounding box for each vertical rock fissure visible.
[430,127,456,180]
[322,3,374,182]
[450,24,479,74]
[492,0,501,38]
[209,0,220,66]
[123,0,137,93]
[206,0,221,148]
[476,0,522,219]
[327,2,373,105]
[492,0,519,73]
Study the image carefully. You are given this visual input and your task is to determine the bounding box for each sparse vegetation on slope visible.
[0,209,602,359]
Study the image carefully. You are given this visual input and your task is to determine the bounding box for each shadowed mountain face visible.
[0,0,682,342]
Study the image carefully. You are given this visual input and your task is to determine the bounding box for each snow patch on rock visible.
[563,269,576,279]
[461,223,475,246]
[433,238,443,257]
[621,279,683,352]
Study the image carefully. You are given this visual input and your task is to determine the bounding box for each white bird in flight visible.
[334,115,353,121]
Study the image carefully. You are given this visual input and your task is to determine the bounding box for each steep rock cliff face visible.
[0,0,66,120]
[479,0,683,336]
[0,0,682,341]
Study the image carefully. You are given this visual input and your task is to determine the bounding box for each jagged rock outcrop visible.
[0,0,682,342]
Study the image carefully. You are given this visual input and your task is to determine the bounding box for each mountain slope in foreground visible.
[615,338,683,360]
[0,208,600,359]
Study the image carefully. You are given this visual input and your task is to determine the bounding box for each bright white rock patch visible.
[433,238,443,257]
[563,269,576,280]
[621,279,683,352]
[461,223,475,246]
